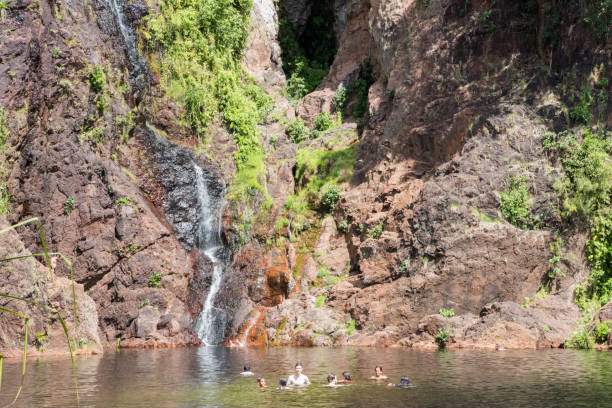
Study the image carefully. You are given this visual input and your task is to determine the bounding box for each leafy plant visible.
[439,308,455,318]
[148,271,163,287]
[570,84,593,125]
[79,127,103,145]
[64,196,74,215]
[320,185,340,212]
[332,83,347,112]
[115,196,135,207]
[594,320,611,343]
[365,221,383,239]
[399,258,411,275]
[500,175,532,229]
[89,65,105,92]
[548,237,566,278]
[313,111,333,132]
[338,219,348,233]
[435,327,452,349]
[286,118,309,144]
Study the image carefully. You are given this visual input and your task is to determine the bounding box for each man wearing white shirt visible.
[287,362,310,386]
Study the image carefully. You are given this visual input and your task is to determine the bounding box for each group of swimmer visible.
[241,362,415,389]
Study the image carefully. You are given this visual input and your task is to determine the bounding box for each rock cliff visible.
[0,0,610,354]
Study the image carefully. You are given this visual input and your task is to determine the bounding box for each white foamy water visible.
[192,165,227,345]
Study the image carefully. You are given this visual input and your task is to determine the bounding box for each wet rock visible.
[124,0,149,22]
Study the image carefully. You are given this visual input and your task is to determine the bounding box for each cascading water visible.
[192,166,229,345]
[103,0,148,86]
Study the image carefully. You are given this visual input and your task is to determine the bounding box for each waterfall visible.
[192,165,228,345]
[241,311,262,346]
[104,0,148,86]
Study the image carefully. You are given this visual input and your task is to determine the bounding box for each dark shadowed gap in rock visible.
[278,0,338,95]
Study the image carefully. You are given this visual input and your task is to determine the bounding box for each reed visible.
[0,217,79,405]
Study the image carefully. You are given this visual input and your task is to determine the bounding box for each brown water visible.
[1,347,611,407]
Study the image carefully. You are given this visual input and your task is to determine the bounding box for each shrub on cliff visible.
[286,118,309,144]
[313,112,333,132]
[320,185,339,212]
[500,175,532,229]
[89,65,105,92]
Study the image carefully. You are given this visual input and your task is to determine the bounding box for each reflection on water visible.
[1,347,611,407]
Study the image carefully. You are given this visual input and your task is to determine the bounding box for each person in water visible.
[388,376,415,388]
[279,377,289,390]
[370,365,388,380]
[325,373,343,387]
[241,364,254,376]
[257,377,266,388]
[338,372,352,383]
[287,362,310,386]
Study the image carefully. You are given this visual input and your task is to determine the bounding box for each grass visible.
[315,294,326,308]
[64,196,74,215]
[0,218,79,404]
[439,308,455,318]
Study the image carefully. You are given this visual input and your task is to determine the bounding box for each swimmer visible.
[279,377,289,390]
[370,365,388,380]
[257,377,267,388]
[325,373,343,387]
[287,362,310,386]
[387,376,415,388]
[241,364,254,376]
[338,371,352,383]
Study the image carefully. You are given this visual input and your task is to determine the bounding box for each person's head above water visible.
[327,373,337,384]
[279,378,288,387]
[341,372,351,381]
[243,364,251,372]
[375,365,383,375]
[397,376,414,387]
[257,377,266,387]
[294,362,303,375]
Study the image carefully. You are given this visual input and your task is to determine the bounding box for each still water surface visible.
[1,347,611,407]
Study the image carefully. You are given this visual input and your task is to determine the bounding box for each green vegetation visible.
[148,271,163,287]
[546,128,611,305]
[332,84,347,112]
[338,219,348,233]
[278,0,336,102]
[439,308,455,318]
[435,327,452,349]
[320,185,339,212]
[544,125,611,348]
[351,59,374,120]
[78,127,103,145]
[593,320,611,343]
[285,118,309,144]
[313,112,334,132]
[89,65,105,92]
[365,221,383,239]
[0,218,79,404]
[346,318,356,335]
[144,0,272,201]
[399,258,411,275]
[115,196,135,207]
[116,112,135,144]
[499,175,533,229]
[583,0,611,40]
[570,83,594,125]
[64,196,74,215]
[287,144,356,216]
[548,237,566,278]
[315,294,326,308]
